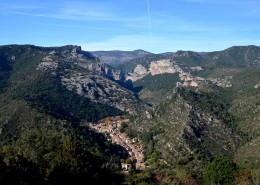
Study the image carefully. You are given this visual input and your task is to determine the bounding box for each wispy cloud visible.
[1,0,259,52]
[141,12,260,34]
[12,11,115,21]
[56,1,116,21]
[0,1,146,23]
[37,23,127,32]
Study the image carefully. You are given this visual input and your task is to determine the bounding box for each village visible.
[89,116,145,172]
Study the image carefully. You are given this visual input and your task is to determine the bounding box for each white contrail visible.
[146,0,151,44]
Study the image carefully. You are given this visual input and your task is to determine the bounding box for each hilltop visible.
[0,44,150,144]
[91,49,152,66]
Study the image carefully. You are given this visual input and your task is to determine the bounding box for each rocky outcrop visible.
[125,59,204,87]
[36,56,58,71]
[126,59,180,82]
[36,45,128,83]
[149,59,177,75]
[61,72,146,114]
[77,62,127,82]
[126,64,149,82]
[208,76,233,87]
[255,82,260,89]
[54,45,99,62]
[34,45,147,115]
[190,66,203,71]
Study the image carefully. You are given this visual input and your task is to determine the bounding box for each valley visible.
[89,116,145,171]
[2,0,260,183]
[0,44,259,184]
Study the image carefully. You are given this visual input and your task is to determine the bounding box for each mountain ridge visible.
[91,49,152,66]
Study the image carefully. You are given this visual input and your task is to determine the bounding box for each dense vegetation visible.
[133,73,181,103]
[0,127,127,185]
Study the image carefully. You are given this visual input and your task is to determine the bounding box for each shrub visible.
[203,157,238,185]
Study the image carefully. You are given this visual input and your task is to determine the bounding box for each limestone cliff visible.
[34,45,147,114]
[125,59,203,87]
[149,59,177,75]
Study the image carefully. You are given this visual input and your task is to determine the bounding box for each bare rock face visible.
[125,59,204,87]
[61,72,146,114]
[78,62,126,82]
[36,56,58,71]
[190,66,203,71]
[126,65,149,82]
[134,64,148,75]
[61,73,107,99]
[150,59,177,75]
[208,76,233,87]
[255,82,260,89]
[126,59,178,82]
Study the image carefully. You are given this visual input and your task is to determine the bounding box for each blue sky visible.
[1,0,260,53]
